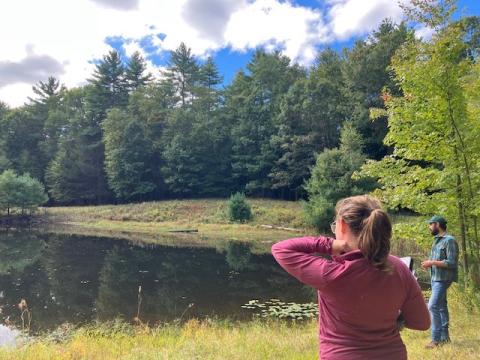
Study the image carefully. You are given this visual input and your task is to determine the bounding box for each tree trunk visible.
[456,174,469,280]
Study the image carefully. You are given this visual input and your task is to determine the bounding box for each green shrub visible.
[227,192,253,223]
[0,170,48,215]
[301,197,335,232]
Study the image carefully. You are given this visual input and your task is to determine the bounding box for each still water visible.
[0,230,314,332]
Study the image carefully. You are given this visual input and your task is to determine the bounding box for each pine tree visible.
[269,49,346,199]
[46,88,111,203]
[29,76,65,107]
[343,19,409,159]
[303,122,375,231]
[162,42,199,107]
[125,51,152,93]
[87,50,128,122]
[227,50,305,195]
[102,108,156,200]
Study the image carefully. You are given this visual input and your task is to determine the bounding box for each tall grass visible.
[1,285,478,360]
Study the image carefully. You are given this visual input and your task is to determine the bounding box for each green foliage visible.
[102,108,156,200]
[0,108,46,181]
[46,88,111,203]
[355,0,480,286]
[303,122,376,231]
[159,45,232,197]
[0,20,422,204]
[302,196,336,233]
[162,42,199,107]
[342,19,410,159]
[87,50,128,121]
[0,170,48,215]
[227,50,305,196]
[227,192,253,223]
[269,49,346,199]
[124,51,152,92]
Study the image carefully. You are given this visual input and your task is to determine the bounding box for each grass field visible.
[42,198,423,247]
[0,284,477,360]
[42,198,308,246]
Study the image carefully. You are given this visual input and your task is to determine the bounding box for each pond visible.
[0,230,315,332]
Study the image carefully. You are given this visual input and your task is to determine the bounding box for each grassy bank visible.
[0,286,478,360]
[40,198,427,256]
[43,198,307,245]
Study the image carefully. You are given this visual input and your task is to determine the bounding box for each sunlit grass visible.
[42,198,307,248]
[0,287,478,360]
[41,198,430,255]
[0,319,318,360]
[44,198,305,227]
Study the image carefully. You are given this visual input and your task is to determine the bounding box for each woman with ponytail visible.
[272,195,430,360]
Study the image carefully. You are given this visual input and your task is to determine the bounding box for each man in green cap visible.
[421,215,459,349]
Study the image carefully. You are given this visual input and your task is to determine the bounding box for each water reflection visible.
[0,230,314,332]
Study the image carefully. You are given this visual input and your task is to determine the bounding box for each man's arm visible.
[429,260,448,268]
[441,237,458,269]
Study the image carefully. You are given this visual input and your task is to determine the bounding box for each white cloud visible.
[0,84,35,108]
[224,0,328,65]
[90,0,139,11]
[327,0,405,40]
[0,0,411,107]
[415,25,435,40]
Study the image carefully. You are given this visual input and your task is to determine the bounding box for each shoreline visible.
[38,198,308,248]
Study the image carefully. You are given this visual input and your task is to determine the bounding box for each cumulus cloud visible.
[0,0,416,106]
[224,0,328,65]
[89,0,139,11]
[0,46,66,87]
[182,0,245,43]
[327,0,405,40]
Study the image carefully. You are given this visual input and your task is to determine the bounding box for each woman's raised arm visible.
[271,236,343,291]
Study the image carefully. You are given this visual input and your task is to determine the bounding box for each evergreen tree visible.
[197,56,223,112]
[227,192,253,222]
[343,19,409,159]
[303,123,375,231]
[269,49,346,199]
[102,108,156,200]
[28,77,68,181]
[125,51,152,92]
[87,50,128,122]
[227,50,305,195]
[199,56,223,89]
[29,76,65,107]
[162,42,199,107]
[46,88,111,203]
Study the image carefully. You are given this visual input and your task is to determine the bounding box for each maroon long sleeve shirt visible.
[271,235,430,360]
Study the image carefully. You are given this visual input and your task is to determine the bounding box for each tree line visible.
[0,19,409,204]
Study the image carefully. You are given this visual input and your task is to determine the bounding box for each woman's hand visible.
[332,239,351,256]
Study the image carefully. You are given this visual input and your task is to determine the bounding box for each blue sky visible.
[108,0,480,86]
[0,0,479,106]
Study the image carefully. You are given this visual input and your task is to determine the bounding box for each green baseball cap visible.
[427,215,447,227]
